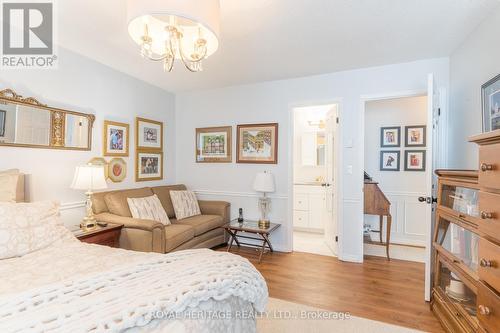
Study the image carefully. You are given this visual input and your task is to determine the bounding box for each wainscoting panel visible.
[364,191,427,247]
[60,201,85,229]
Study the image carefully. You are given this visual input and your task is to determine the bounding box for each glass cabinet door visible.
[434,215,479,273]
[437,258,477,323]
[440,184,479,219]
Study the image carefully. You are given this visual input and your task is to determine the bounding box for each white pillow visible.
[0,201,74,260]
[127,194,170,225]
[170,190,201,220]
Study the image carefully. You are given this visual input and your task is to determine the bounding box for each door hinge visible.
[336,117,339,124]
[438,108,441,116]
[335,236,338,242]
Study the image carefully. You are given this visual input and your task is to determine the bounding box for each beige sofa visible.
[92,185,229,253]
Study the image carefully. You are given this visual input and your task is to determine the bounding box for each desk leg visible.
[386,215,392,260]
[379,215,384,243]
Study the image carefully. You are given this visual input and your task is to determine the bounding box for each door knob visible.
[418,196,437,204]
[480,163,494,172]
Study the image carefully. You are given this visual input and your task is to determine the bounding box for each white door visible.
[324,106,338,255]
[423,73,439,301]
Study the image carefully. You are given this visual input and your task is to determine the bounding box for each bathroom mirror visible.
[301,131,325,166]
[0,89,94,150]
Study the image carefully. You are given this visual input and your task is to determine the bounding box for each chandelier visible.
[127,0,220,72]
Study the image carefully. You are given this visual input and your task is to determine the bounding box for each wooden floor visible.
[217,246,444,333]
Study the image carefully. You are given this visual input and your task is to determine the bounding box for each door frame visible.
[287,99,343,257]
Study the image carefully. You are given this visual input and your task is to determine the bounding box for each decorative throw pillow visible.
[127,194,170,225]
[0,201,74,260]
[169,190,201,220]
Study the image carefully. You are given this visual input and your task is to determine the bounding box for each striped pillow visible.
[169,190,201,220]
[127,194,170,225]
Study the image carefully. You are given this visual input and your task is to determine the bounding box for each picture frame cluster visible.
[101,117,164,183]
[379,125,426,172]
[196,123,278,164]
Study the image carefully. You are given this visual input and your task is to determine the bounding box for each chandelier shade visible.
[127,0,220,72]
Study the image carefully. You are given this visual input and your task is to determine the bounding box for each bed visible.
[0,201,268,332]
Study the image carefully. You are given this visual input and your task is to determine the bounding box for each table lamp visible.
[253,171,275,229]
[71,164,108,230]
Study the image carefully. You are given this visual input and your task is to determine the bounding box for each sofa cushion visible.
[174,214,224,236]
[164,223,195,252]
[92,191,110,214]
[151,185,187,218]
[104,187,153,217]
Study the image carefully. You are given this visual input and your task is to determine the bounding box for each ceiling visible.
[58,0,499,93]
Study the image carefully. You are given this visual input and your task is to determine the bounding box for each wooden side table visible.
[73,223,123,248]
[223,219,280,263]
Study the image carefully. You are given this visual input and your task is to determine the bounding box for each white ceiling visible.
[58,0,499,93]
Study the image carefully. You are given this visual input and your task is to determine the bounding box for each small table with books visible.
[223,219,280,263]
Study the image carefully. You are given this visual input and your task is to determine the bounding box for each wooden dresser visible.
[431,130,500,333]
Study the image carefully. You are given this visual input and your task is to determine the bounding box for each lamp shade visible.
[253,172,275,193]
[127,0,220,59]
[71,165,108,191]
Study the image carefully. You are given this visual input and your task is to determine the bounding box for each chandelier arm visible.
[178,37,207,64]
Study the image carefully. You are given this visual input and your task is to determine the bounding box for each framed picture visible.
[136,117,163,150]
[482,74,500,132]
[196,126,232,163]
[380,151,400,171]
[405,125,426,147]
[0,110,5,137]
[136,151,163,181]
[404,150,426,171]
[380,127,401,147]
[236,123,278,164]
[108,158,127,183]
[88,157,109,180]
[103,121,129,156]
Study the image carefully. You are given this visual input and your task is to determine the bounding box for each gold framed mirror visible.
[0,88,95,150]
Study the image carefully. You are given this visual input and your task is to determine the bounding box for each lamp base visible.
[258,219,270,229]
[80,216,97,231]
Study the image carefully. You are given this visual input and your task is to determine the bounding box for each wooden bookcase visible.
[431,130,500,333]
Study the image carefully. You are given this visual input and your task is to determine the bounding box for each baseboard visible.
[339,253,363,263]
[364,243,425,262]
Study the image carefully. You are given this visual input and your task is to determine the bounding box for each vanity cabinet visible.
[293,185,327,232]
[431,130,500,333]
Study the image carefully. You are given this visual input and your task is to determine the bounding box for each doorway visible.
[363,95,429,261]
[360,75,445,301]
[291,103,339,256]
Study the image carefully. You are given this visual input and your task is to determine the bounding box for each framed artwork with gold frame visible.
[236,123,278,164]
[196,126,232,163]
[108,158,127,183]
[136,151,163,182]
[136,117,163,151]
[103,120,129,156]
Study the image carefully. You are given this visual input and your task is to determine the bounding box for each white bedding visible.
[0,234,268,333]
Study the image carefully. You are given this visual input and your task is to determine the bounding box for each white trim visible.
[60,201,85,211]
[194,190,287,200]
[339,254,363,263]
[384,191,423,197]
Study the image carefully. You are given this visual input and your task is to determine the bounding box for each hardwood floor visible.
[218,246,444,333]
